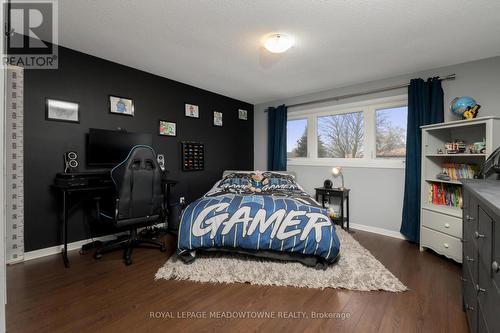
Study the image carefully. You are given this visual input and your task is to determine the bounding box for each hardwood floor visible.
[6,231,468,333]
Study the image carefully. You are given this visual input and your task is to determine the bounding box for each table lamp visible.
[331,167,344,189]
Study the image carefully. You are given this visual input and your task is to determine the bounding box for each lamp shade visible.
[331,167,342,176]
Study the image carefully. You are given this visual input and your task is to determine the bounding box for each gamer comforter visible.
[177,171,341,266]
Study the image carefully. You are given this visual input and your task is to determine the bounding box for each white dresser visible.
[420,117,500,263]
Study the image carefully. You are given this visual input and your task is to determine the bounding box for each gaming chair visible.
[94,145,166,265]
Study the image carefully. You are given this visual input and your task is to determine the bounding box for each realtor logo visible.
[3,0,58,69]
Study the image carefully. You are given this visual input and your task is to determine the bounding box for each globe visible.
[450,96,477,117]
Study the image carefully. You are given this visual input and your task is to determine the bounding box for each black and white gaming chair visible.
[95,145,166,265]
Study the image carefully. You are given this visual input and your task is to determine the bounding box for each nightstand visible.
[315,187,350,231]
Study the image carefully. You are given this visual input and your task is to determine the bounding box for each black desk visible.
[53,175,177,268]
[315,187,350,231]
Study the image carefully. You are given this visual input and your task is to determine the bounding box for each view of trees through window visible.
[317,112,364,158]
[287,119,307,157]
[286,102,407,161]
[376,106,407,158]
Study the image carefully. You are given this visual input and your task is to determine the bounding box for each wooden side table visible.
[315,187,350,231]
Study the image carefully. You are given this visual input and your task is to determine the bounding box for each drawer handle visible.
[460,276,468,282]
[465,304,475,311]
[466,215,475,222]
[474,231,485,239]
[443,243,449,248]
[444,223,450,228]
[492,261,499,273]
[466,256,475,262]
[476,284,486,293]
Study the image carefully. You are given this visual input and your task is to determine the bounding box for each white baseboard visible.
[349,223,405,240]
[22,235,118,262]
[19,224,402,263]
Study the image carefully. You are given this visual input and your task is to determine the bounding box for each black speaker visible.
[323,179,333,189]
[157,154,165,171]
[64,151,79,173]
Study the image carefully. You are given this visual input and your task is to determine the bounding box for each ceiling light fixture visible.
[264,33,293,53]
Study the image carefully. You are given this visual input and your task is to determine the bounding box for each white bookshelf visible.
[420,116,500,263]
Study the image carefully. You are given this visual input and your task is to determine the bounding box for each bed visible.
[176,171,341,268]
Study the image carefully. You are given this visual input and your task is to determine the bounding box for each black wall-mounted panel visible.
[23,45,254,251]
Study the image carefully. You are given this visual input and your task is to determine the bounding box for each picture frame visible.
[238,109,248,120]
[45,98,80,123]
[159,120,177,137]
[109,95,134,116]
[185,103,199,118]
[213,111,223,127]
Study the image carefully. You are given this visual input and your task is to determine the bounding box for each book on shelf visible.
[441,163,478,180]
[428,183,462,208]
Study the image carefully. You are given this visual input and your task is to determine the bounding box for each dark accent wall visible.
[24,45,253,251]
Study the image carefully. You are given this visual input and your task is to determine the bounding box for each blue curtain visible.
[267,104,287,171]
[401,78,444,243]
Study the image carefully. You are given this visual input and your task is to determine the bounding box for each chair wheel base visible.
[94,253,103,260]
[125,257,132,265]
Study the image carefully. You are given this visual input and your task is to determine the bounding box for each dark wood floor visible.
[6,230,468,333]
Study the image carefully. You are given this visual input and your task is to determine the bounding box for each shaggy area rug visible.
[155,229,407,292]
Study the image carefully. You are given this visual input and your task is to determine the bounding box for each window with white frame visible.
[375,106,408,158]
[287,118,308,158]
[286,96,408,168]
[317,111,364,158]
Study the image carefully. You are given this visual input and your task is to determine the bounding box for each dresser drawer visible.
[478,207,493,270]
[421,227,462,262]
[422,209,462,238]
[463,238,478,287]
[463,269,478,333]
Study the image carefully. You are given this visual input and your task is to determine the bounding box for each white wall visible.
[254,56,500,236]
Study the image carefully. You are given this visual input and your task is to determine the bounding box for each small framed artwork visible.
[46,98,80,123]
[109,95,134,116]
[159,120,177,137]
[213,111,223,127]
[238,109,248,120]
[185,103,199,118]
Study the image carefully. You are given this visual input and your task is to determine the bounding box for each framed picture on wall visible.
[159,120,177,136]
[213,111,223,127]
[109,95,134,116]
[185,103,199,118]
[45,98,80,123]
[238,109,248,120]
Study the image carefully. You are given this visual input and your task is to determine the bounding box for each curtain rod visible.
[266,74,456,111]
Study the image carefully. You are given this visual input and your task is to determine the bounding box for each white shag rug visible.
[155,229,407,292]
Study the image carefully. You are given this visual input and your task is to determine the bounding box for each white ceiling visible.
[59,0,500,104]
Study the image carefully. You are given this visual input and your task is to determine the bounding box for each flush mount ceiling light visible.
[263,33,293,53]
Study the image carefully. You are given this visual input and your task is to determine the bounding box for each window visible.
[286,96,407,168]
[376,106,408,158]
[287,118,307,158]
[317,112,364,158]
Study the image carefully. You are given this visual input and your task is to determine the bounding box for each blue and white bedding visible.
[177,171,341,265]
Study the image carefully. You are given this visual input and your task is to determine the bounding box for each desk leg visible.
[340,196,345,229]
[62,191,70,268]
[346,194,350,231]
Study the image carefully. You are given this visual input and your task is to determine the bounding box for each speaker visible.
[323,179,333,189]
[157,154,165,171]
[64,151,79,173]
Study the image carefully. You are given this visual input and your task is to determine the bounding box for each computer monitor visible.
[87,128,153,166]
